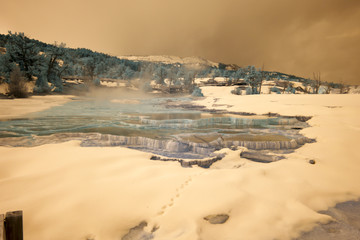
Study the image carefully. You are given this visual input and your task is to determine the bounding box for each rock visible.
[295,116,312,122]
[150,155,160,160]
[180,160,193,168]
[240,151,285,163]
[204,214,229,224]
[121,221,154,240]
[230,145,238,151]
[309,159,316,164]
[264,112,280,117]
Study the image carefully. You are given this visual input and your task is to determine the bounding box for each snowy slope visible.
[118,55,219,68]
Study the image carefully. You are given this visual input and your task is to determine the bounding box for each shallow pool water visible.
[0,96,311,158]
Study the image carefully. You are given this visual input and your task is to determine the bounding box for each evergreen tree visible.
[0,33,9,47]
[93,77,101,86]
[285,82,296,94]
[191,86,204,97]
[34,73,51,93]
[81,57,96,81]
[244,66,262,94]
[0,53,16,82]
[176,67,185,81]
[42,42,67,92]
[184,70,195,92]
[166,67,177,86]
[139,63,154,80]
[94,61,107,77]
[3,32,44,81]
[153,65,167,85]
[123,67,135,80]
[211,68,221,78]
[233,68,244,83]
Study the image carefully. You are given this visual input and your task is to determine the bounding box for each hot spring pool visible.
[0,96,312,158]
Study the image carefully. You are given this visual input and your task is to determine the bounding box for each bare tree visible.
[312,72,321,94]
[258,63,265,94]
[302,79,311,93]
[82,57,96,85]
[339,81,350,94]
[276,80,289,93]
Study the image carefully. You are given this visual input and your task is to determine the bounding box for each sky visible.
[1,0,360,84]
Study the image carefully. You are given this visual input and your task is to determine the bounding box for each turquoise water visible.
[0,96,310,157]
[0,97,299,139]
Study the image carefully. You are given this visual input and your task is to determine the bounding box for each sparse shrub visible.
[49,74,63,92]
[231,87,242,95]
[93,77,101,86]
[191,86,204,97]
[285,85,296,94]
[270,87,281,94]
[339,82,350,94]
[34,74,51,94]
[245,87,253,95]
[7,66,28,98]
[318,86,327,94]
[276,80,289,93]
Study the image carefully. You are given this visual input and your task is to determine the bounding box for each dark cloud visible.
[1,0,359,83]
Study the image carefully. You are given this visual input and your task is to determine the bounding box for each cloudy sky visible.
[1,0,359,84]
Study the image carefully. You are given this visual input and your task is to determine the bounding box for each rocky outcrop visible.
[225,137,315,150]
[0,131,315,159]
[80,134,314,157]
[136,116,307,129]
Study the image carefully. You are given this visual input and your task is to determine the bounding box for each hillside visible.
[118,55,219,69]
[0,32,357,96]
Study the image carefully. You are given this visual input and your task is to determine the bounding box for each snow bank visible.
[0,90,359,240]
[0,95,74,120]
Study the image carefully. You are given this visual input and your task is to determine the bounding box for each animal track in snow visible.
[156,175,194,216]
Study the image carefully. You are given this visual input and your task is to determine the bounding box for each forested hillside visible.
[0,32,350,96]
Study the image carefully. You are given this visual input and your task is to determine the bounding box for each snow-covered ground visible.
[100,80,126,87]
[0,95,73,120]
[0,90,359,240]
